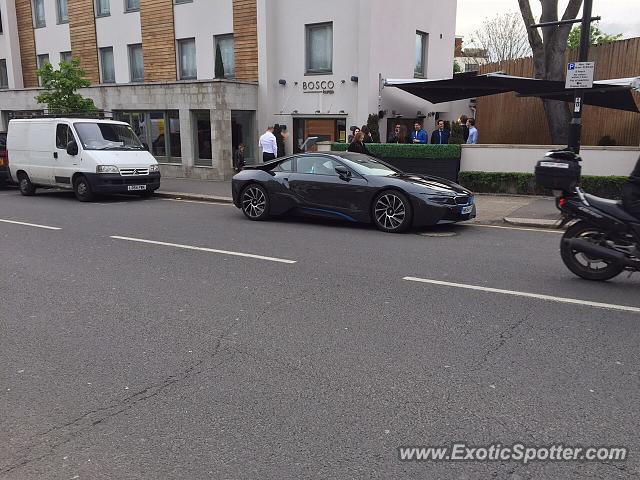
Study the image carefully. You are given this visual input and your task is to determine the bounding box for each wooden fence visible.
[476,37,640,146]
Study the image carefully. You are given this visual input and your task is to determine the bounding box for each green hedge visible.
[330,143,461,160]
[458,171,628,199]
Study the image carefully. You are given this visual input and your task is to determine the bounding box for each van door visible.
[54,123,79,186]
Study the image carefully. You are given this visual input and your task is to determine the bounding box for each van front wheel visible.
[18,174,36,196]
[73,175,94,202]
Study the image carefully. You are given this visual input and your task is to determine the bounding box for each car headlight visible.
[149,164,160,173]
[96,165,119,174]
[422,194,456,205]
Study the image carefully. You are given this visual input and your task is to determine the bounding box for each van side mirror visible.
[66,140,78,156]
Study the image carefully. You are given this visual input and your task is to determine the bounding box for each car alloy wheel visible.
[373,191,411,233]
[241,184,269,220]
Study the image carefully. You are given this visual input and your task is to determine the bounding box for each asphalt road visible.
[1,188,639,480]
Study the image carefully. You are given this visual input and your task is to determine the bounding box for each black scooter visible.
[536,150,640,281]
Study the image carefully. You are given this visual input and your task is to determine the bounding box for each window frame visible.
[99,46,115,84]
[55,123,76,149]
[124,0,140,12]
[214,34,235,79]
[177,38,197,80]
[95,0,110,17]
[305,22,333,75]
[33,0,46,28]
[60,51,73,63]
[414,31,428,78]
[56,0,69,24]
[128,43,144,83]
[0,59,8,89]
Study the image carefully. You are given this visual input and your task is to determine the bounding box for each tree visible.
[468,12,531,66]
[567,22,622,49]
[214,43,225,79]
[453,60,462,74]
[36,58,96,114]
[518,0,583,144]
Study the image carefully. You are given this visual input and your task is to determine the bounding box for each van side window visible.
[56,124,73,149]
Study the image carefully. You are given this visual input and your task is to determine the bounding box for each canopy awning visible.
[385,72,640,113]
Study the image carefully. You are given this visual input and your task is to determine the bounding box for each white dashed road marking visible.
[403,277,640,314]
[110,235,297,264]
[0,218,62,230]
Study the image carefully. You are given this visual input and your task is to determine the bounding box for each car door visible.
[288,155,369,218]
[54,123,79,186]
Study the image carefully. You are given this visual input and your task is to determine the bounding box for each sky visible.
[457,0,640,40]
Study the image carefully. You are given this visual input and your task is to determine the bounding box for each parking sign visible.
[565,62,595,89]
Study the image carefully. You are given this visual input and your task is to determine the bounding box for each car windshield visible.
[338,152,400,176]
[74,122,144,151]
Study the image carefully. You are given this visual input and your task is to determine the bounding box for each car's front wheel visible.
[372,190,412,233]
[241,184,270,221]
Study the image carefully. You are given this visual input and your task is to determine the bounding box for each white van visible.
[8,118,160,201]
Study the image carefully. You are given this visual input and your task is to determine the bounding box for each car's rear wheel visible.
[241,184,270,221]
[372,190,412,233]
[18,173,36,196]
[73,175,94,202]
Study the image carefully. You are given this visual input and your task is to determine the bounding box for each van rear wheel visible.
[73,175,94,202]
[18,174,36,196]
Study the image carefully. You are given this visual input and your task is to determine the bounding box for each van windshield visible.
[74,122,145,151]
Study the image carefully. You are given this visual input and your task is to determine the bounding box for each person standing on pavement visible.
[361,125,374,144]
[410,121,428,144]
[388,124,405,144]
[459,115,470,143]
[466,118,478,145]
[259,126,277,162]
[273,124,285,158]
[233,143,246,173]
[347,131,372,155]
[431,120,451,145]
[347,126,360,144]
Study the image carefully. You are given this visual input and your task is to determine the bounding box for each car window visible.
[296,156,342,176]
[275,158,295,173]
[56,124,73,149]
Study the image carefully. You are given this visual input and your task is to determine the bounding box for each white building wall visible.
[0,0,23,89]
[95,10,142,84]
[173,0,234,81]
[33,0,71,67]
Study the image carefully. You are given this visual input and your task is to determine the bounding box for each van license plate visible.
[128,185,146,191]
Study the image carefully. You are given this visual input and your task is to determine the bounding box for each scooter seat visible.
[584,193,640,223]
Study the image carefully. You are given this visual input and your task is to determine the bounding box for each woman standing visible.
[347,131,372,155]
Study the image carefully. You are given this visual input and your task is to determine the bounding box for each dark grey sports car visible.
[231,152,476,233]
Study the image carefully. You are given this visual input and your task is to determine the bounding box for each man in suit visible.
[431,120,451,145]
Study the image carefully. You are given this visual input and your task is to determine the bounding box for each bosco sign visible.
[302,80,335,94]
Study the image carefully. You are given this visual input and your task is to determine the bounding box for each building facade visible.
[0,0,458,180]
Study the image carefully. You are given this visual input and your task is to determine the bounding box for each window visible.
[55,124,74,149]
[125,0,139,11]
[114,111,181,163]
[37,54,49,69]
[297,156,341,176]
[128,44,143,82]
[99,47,115,83]
[60,51,73,63]
[95,0,109,16]
[1,9,4,34]
[415,31,428,77]
[194,111,211,165]
[74,122,144,150]
[305,23,332,74]
[275,158,294,173]
[33,0,45,28]
[174,0,193,4]
[56,0,68,23]
[0,60,8,89]
[177,38,196,80]
[214,35,234,79]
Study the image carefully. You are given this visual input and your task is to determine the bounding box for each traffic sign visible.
[566,62,595,89]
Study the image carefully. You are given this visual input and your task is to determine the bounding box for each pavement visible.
[157,177,563,228]
[1,186,639,479]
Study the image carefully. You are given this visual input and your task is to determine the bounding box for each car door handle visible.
[53,152,58,159]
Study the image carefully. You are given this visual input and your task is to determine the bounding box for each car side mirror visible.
[335,165,351,179]
[66,140,78,156]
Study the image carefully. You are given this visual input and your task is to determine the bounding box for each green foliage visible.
[215,43,225,79]
[330,143,461,160]
[36,58,96,114]
[453,60,462,74]
[458,171,627,199]
[366,114,380,143]
[449,121,465,145]
[567,23,623,49]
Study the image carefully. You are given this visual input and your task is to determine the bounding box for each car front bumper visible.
[410,194,477,226]
[85,172,161,194]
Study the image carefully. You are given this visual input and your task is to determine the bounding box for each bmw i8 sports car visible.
[231,152,476,233]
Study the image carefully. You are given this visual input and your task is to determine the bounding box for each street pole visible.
[567,0,594,154]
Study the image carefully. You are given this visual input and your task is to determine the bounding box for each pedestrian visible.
[347,131,372,155]
[431,120,451,145]
[466,118,478,144]
[361,125,374,144]
[410,121,428,144]
[273,124,285,158]
[622,155,640,218]
[259,126,277,162]
[233,143,246,172]
[347,126,360,144]
[388,124,407,144]
[459,115,469,143]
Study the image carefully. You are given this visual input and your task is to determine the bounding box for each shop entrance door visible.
[293,118,346,153]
